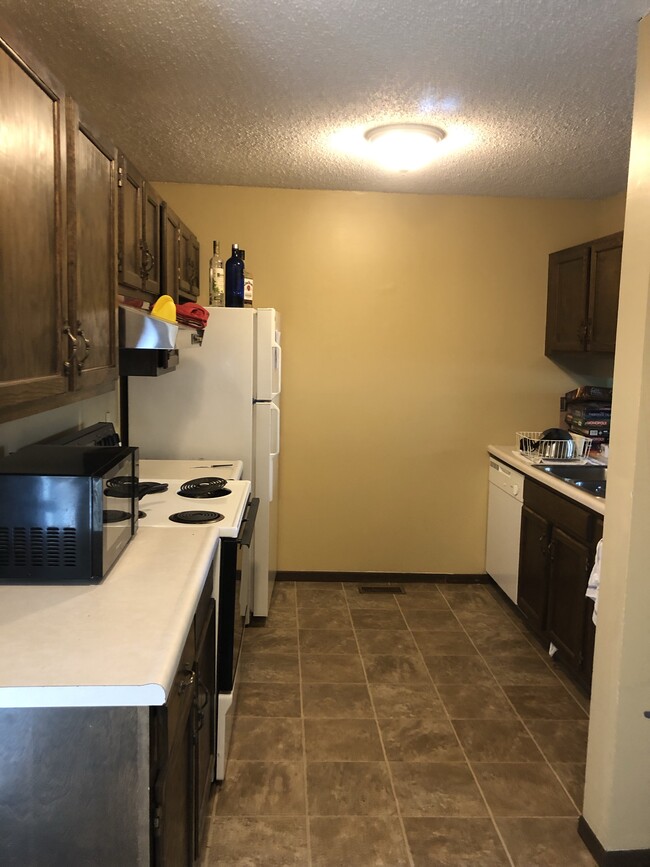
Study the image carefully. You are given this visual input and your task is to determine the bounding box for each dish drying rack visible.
[515,431,592,465]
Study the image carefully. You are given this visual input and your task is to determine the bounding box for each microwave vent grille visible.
[0,526,77,568]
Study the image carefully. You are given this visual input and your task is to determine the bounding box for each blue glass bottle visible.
[225,243,245,307]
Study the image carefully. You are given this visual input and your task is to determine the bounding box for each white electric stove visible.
[133,459,254,782]
[136,477,251,536]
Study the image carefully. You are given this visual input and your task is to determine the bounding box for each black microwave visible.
[0,445,138,583]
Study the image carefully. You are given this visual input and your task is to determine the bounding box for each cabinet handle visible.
[178,666,195,695]
[196,674,209,730]
[538,533,547,556]
[577,322,588,343]
[63,324,78,374]
[76,324,91,372]
[141,245,155,278]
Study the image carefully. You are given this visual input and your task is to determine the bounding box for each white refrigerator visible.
[128,307,281,617]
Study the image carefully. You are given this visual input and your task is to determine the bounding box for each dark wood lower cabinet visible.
[152,623,196,867]
[517,479,601,693]
[546,526,590,670]
[195,601,217,855]
[517,506,551,634]
[0,577,216,866]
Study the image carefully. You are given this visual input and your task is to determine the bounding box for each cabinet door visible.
[142,182,162,297]
[161,204,181,302]
[194,601,216,857]
[588,232,623,352]
[517,506,551,633]
[153,625,196,867]
[0,40,69,415]
[117,155,145,296]
[545,244,590,354]
[546,527,591,669]
[189,234,200,299]
[178,221,192,298]
[65,100,118,393]
[155,708,194,867]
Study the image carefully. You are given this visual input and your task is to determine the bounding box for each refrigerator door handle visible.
[270,402,281,457]
[272,342,282,397]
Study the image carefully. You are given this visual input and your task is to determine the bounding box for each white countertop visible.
[0,526,219,708]
[488,445,606,516]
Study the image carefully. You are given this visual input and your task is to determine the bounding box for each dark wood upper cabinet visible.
[545,231,623,355]
[161,203,181,302]
[117,155,145,296]
[143,182,163,297]
[118,154,164,302]
[179,221,200,300]
[65,98,118,393]
[588,234,623,352]
[0,37,69,416]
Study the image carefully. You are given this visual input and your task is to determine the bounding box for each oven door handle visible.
[237,497,259,548]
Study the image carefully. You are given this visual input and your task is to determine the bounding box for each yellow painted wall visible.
[154,183,622,574]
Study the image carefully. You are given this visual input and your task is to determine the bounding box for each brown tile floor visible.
[203,581,596,866]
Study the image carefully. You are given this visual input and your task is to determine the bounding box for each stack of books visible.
[563,386,612,450]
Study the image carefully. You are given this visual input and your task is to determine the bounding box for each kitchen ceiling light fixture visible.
[364,123,446,172]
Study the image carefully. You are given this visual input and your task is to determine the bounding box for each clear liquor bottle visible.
[208,240,225,307]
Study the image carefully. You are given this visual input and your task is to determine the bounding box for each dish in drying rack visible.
[516,430,591,464]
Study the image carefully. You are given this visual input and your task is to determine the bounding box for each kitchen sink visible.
[539,464,607,498]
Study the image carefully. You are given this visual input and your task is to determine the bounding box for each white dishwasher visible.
[486,457,525,603]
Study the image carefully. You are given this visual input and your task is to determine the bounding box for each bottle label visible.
[209,266,226,306]
[244,277,254,305]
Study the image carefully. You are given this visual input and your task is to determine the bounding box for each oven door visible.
[216,496,259,781]
[217,496,259,695]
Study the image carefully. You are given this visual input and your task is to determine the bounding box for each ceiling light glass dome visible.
[364,123,446,172]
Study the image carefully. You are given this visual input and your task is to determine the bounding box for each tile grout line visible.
[454,616,587,833]
[460,591,589,818]
[404,588,517,867]
[295,583,313,867]
[346,586,416,867]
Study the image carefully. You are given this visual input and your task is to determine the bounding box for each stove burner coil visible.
[105,477,169,499]
[103,509,133,524]
[168,510,224,525]
[178,477,228,498]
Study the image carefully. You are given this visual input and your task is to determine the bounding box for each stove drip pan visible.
[178,477,228,498]
[179,487,232,499]
[168,510,224,525]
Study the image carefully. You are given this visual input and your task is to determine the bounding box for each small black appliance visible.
[0,445,138,583]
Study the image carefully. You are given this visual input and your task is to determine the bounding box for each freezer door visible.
[255,308,281,401]
[252,399,280,617]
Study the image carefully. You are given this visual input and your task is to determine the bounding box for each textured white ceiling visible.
[2,0,649,197]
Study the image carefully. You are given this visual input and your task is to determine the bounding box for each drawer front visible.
[524,478,594,541]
